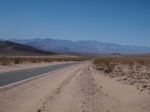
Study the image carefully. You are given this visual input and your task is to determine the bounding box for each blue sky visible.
[0,0,150,47]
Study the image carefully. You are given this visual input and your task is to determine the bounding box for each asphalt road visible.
[0,62,84,87]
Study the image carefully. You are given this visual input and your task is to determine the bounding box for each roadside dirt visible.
[0,62,150,112]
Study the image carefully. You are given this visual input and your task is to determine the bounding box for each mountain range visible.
[0,40,55,56]
[11,38,150,54]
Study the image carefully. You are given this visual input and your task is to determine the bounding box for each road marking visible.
[0,69,59,89]
[0,61,86,89]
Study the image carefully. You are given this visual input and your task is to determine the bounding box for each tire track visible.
[37,66,84,112]
[37,63,110,112]
[76,66,104,112]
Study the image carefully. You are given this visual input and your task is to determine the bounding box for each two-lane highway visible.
[0,62,84,88]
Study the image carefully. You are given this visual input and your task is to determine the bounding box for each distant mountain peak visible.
[10,38,150,55]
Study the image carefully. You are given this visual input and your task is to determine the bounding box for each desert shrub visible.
[31,59,38,63]
[93,57,150,74]
[0,56,88,66]
[0,57,11,66]
[93,58,115,73]
[14,58,22,64]
[137,59,150,67]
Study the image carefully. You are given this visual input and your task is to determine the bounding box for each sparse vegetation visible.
[93,57,150,73]
[0,56,88,66]
[0,56,11,66]
[14,58,22,64]
[93,57,150,93]
[93,58,115,73]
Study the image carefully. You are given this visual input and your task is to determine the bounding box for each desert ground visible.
[0,60,150,112]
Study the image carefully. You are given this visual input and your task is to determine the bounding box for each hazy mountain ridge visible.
[11,38,150,54]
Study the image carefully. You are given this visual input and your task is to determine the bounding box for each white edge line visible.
[0,61,84,90]
[0,69,59,89]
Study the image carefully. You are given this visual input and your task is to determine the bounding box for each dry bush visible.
[0,56,87,66]
[93,58,115,73]
[93,57,150,73]
[0,57,11,66]
[14,58,22,64]
[93,57,150,93]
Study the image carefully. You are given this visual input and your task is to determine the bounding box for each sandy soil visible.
[0,62,150,112]
[94,62,150,93]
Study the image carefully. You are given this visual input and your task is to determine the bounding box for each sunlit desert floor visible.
[0,61,150,112]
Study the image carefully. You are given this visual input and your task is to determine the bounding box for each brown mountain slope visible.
[0,41,55,56]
